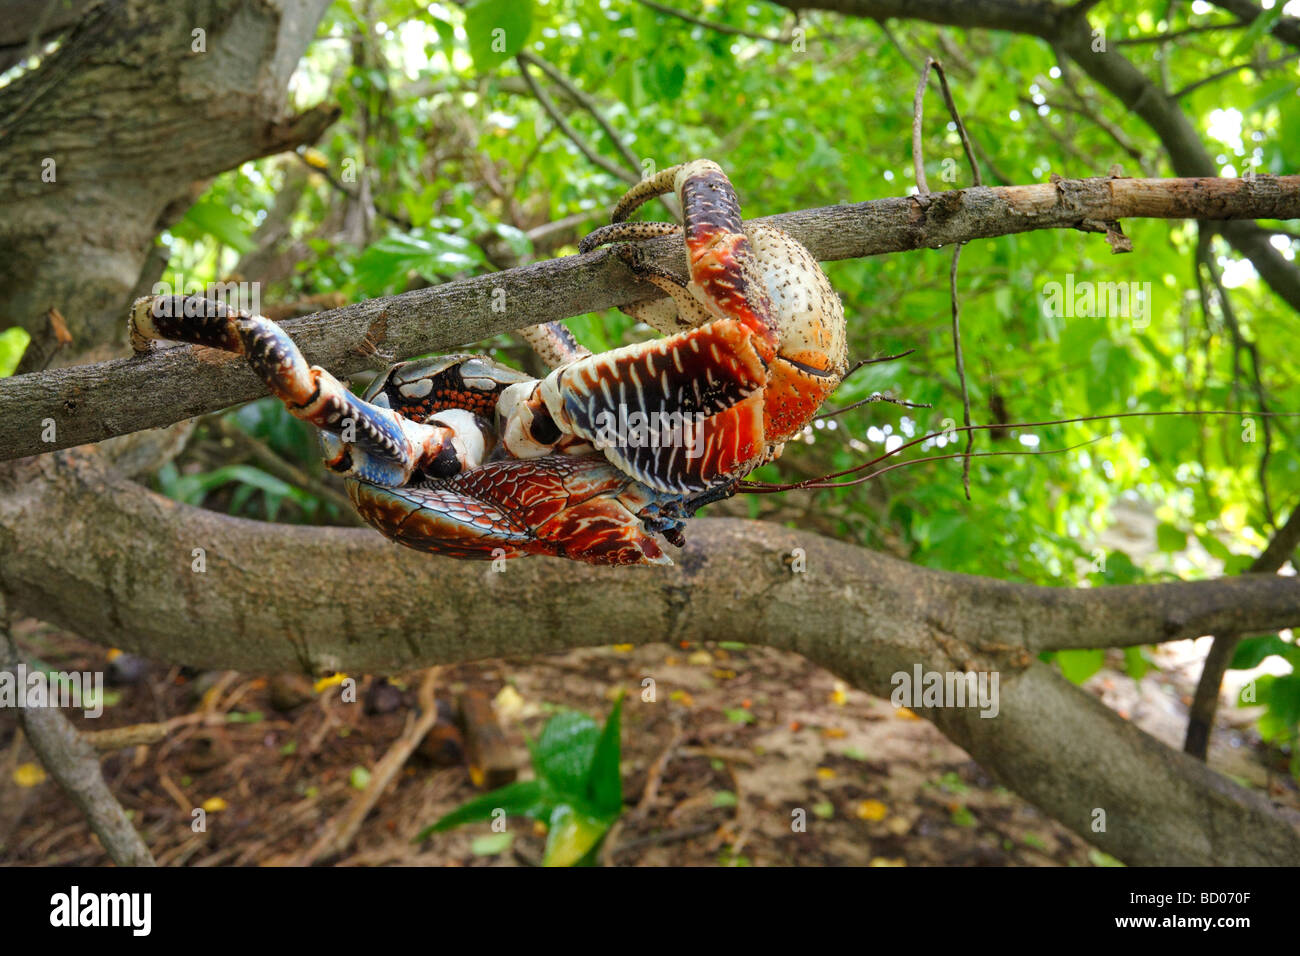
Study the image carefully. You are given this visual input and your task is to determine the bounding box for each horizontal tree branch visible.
[2,173,1296,462]
[1,449,1297,865]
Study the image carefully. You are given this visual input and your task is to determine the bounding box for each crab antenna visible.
[814,392,932,421]
[740,437,1104,493]
[745,408,1300,494]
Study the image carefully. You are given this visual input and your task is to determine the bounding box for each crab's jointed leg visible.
[349,454,675,566]
[129,296,492,487]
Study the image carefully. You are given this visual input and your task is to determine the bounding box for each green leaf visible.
[1229,5,1285,60]
[1056,648,1105,685]
[0,327,30,377]
[174,197,255,253]
[415,779,546,840]
[464,0,533,74]
[1122,646,1153,681]
[542,802,610,867]
[724,707,756,724]
[1155,523,1187,553]
[1229,634,1293,670]
[471,832,514,856]
[587,695,623,816]
[350,766,372,790]
[531,710,601,795]
[712,790,739,809]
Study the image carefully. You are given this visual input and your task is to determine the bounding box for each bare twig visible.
[913,58,979,497]
[517,51,643,174]
[1185,501,1300,759]
[515,55,636,184]
[628,0,793,42]
[298,667,442,865]
[1173,53,1300,100]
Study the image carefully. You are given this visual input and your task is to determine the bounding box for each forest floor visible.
[1,617,1295,867]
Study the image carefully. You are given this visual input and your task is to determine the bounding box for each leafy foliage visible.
[416,696,624,866]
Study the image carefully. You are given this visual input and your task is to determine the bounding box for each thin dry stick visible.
[298,667,442,865]
[515,55,637,184]
[517,51,643,174]
[913,57,980,497]
[2,622,156,866]
[1184,503,1300,760]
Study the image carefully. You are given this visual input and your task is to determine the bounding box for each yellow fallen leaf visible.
[314,673,348,693]
[13,762,46,787]
[821,727,847,739]
[830,681,849,706]
[711,669,737,680]
[612,644,634,653]
[106,648,123,663]
[856,799,888,821]
[301,147,330,170]
[493,685,525,720]
[670,690,695,707]
[201,797,227,812]
[687,651,713,666]
[895,706,921,721]
[870,856,906,867]
[816,767,836,780]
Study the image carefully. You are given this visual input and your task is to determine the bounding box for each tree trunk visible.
[0,0,336,371]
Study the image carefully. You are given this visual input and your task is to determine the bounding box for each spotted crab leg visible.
[129,295,492,487]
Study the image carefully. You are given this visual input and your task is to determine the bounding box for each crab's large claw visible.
[347,455,675,566]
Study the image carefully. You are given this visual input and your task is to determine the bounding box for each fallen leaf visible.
[856,799,888,821]
[13,762,46,787]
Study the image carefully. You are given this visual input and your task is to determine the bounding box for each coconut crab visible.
[129,160,847,565]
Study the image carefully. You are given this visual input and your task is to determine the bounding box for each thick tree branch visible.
[2,173,1296,462]
[1,450,1297,866]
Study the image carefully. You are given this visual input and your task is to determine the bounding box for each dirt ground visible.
[1,617,1295,867]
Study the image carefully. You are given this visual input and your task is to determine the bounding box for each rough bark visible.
[0,0,336,372]
[2,173,1295,462]
[1,449,1297,866]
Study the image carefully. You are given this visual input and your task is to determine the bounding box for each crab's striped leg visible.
[129,295,491,487]
[518,321,591,367]
[585,162,780,353]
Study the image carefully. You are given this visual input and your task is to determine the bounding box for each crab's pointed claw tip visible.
[642,549,674,567]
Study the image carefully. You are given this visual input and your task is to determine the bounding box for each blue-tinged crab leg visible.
[129,295,491,488]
